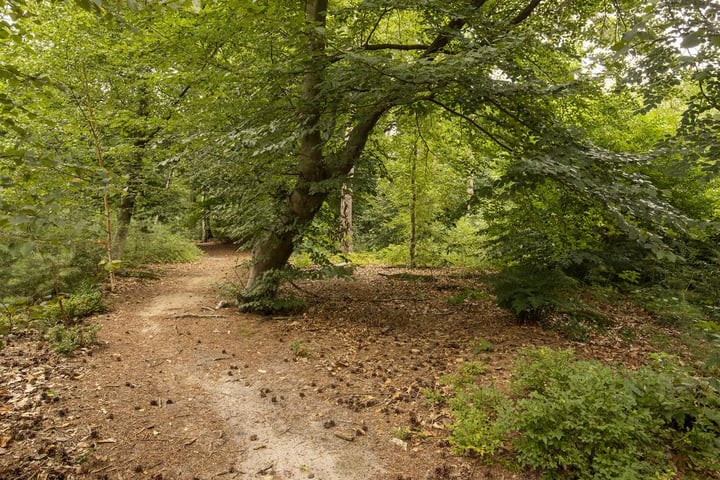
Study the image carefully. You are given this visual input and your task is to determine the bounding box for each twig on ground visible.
[172,313,226,319]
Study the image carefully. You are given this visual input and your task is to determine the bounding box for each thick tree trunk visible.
[241,0,541,303]
[112,145,144,259]
[242,0,329,301]
[113,91,150,260]
[242,1,391,302]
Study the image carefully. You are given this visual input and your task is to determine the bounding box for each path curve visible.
[69,244,384,479]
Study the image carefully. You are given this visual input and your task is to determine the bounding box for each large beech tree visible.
[238,0,695,301]
[4,0,715,303]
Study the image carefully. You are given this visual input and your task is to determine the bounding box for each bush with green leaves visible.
[39,286,106,322]
[490,266,579,321]
[0,225,106,301]
[447,349,720,479]
[120,224,203,267]
[45,322,100,354]
[490,266,607,340]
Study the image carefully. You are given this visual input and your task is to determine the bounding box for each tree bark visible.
[409,140,417,268]
[243,0,329,300]
[113,91,149,260]
[340,168,353,254]
[113,184,135,260]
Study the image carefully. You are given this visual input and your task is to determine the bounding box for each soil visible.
[0,243,687,480]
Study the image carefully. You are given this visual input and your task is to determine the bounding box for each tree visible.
[239,0,641,302]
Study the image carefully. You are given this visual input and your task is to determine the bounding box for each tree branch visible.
[364,43,429,51]
[510,0,543,25]
[362,7,391,46]
[423,0,542,58]
[425,98,514,152]
[422,17,468,57]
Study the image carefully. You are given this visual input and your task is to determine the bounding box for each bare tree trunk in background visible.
[340,167,353,254]
[409,140,418,269]
[113,170,138,260]
[200,193,213,243]
[113,91,150,260]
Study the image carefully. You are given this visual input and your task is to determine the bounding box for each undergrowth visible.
[489,266,609,341]
[38,286,106,322]
[445,349,720,479]
[1,286,104,354]
[45,323,100,354]
[121,226,203,267]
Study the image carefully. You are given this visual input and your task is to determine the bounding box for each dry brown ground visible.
[1,243,687,480]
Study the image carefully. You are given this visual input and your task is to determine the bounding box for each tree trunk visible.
[409,140,417,268]
[242,1,391,302]
[240,0,538,303]
[243,0,329,301]
[113,187,135,260]
[113,91,149,260]
[200,195,213,242]
[340,167,353,254]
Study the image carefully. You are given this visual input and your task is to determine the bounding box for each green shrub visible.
[634,287,707,327]
[40,286,106,322]
[121,225,202,267]
[449,386,512,457]
[509,353,662,479]
[45,322,100,354]
[239,296,307,315]
[630,354,720,474]
[490,266,579,321]
[0,227,106,299]
[448,348,720,479]
[490,266,608,341]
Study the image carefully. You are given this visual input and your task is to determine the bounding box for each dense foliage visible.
[1,2,718,477]
[447,349,720,479]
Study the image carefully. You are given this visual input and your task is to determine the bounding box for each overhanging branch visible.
[363,43,429,51]
[426,98,514,152]
[510,0,543,25]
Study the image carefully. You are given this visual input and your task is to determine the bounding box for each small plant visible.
[447,289,487,306]
[212,280,242,301]
[448,386,511,457]
[441,361,487,389]
[490,265,579,322]
[470,337,493,353]
[635,288,706,327]
[423,388,447,406]
[40,287,106,322]
[0,302,24,349]
[45,322,100,354]
[392,427,413,441]
[239,296,308,315]
[290,340,311,358]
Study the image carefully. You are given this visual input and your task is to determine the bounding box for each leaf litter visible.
[1,243,685,479]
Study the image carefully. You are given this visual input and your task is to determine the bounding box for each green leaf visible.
[680,31,703,49]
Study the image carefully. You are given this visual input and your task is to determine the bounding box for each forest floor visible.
[1,243,689,480]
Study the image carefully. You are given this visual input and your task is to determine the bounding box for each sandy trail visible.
[72,245,383,479]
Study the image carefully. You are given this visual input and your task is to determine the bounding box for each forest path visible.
[7,243,661,479]
[67,244,384,479]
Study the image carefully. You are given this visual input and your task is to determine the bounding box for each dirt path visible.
[64,244,389,479]
[3,244,675,479]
